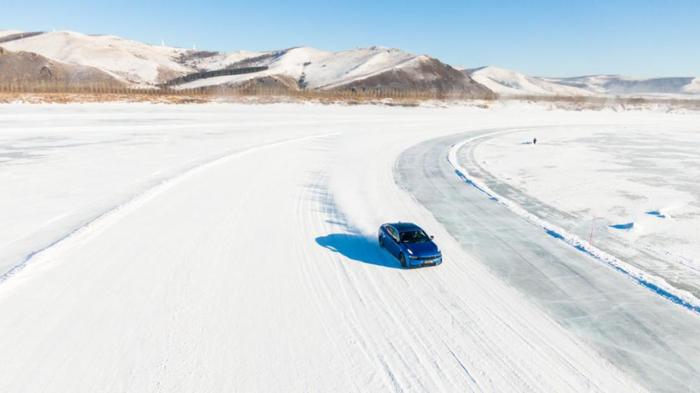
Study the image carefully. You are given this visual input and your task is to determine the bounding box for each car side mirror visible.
[430,235,434,240]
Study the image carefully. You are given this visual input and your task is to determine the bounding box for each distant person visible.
[533,137,537,145]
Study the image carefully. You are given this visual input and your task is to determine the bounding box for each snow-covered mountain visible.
[1,29,697,98]
[545,74,700,96]
[466,66,593,96]
[0,30,491,97]
[0,46,120,86]
[0,31,193,85]
[174,46,490,96]
[0,30,22,39]
[178,46,418,90]
[465,66,699,97]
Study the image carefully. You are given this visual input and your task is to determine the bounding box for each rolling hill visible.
[0,29,697,99]
[465,66,699,97]
[0,46,121,86]
[174,46,492,97]
[0,31,492,97]
[466,66,593,96]
[545,74,700,96]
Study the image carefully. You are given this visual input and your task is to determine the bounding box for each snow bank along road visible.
[0,103,699,392]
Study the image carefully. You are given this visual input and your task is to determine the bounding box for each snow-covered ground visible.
[1,102,699,391]
[0,104,323,280]
[468,126,700,299]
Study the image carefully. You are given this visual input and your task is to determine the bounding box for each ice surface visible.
[468,126,700,299]
[397,132,700,392]
[1,102,699,391]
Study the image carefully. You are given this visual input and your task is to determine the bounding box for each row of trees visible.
[0,82,493,101]
[3,82,695,109]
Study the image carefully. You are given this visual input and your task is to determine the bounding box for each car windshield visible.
[400,230,430,243]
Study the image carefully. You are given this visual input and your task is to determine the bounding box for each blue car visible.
[378,222,442,268]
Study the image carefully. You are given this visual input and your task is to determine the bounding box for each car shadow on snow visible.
[315,233,402,269]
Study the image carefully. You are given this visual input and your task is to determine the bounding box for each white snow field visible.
[467,127,700,300]
[0,103,699,392]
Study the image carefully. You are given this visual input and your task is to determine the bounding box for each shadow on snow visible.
[315,233,402,269]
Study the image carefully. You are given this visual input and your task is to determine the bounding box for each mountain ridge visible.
[0,29,697,98]
[464,65,699,97]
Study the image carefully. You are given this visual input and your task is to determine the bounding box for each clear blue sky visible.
[3,0,699,77]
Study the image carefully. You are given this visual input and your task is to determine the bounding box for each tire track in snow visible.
[300,164,469,391]
[0,132,337,288]
[307,125,641,392]
[297,170,393,391]
[303,180,409,391]
[294,164,368,392]
[305,134,600,392]
[294,132,436,391]
[398,136,590,392]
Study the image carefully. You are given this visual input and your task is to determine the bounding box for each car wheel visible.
[399,253,407,268]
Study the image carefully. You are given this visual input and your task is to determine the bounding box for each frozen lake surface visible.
[1,102,699,392]
[468,126,700,300]
[398,132,700,393]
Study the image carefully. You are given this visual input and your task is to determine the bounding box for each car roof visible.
[386,222,422,232]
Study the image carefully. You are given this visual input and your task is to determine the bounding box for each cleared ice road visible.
[395,130,700,393]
